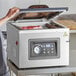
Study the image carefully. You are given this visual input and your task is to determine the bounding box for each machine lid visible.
[10,7,68,21]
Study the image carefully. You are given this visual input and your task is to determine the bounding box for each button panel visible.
[32,43,56,56]
[29,38,60,60]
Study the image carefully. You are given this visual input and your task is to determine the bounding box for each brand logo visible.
[63,32,68,36]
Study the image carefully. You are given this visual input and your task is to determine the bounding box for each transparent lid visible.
[10,7,68,21]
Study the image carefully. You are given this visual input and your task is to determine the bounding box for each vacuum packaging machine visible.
[7,7,69,69]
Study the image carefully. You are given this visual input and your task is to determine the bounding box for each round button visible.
[33,46,41,54]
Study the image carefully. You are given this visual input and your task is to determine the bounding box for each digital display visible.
[46,44,51,47]
[40,43,55,48]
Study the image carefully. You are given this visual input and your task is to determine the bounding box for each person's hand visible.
[5,7,19,20]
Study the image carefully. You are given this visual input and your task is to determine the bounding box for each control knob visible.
[33,46,41,54]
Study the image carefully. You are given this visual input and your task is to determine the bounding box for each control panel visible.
[28,38,60,60]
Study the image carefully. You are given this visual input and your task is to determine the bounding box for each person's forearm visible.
[0,16,8,26]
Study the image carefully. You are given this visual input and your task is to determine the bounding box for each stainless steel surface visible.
[8,60,76,75]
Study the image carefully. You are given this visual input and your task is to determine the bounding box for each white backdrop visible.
[40,0,76,14]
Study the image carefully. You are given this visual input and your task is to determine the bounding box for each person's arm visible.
[0,7,19,26]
